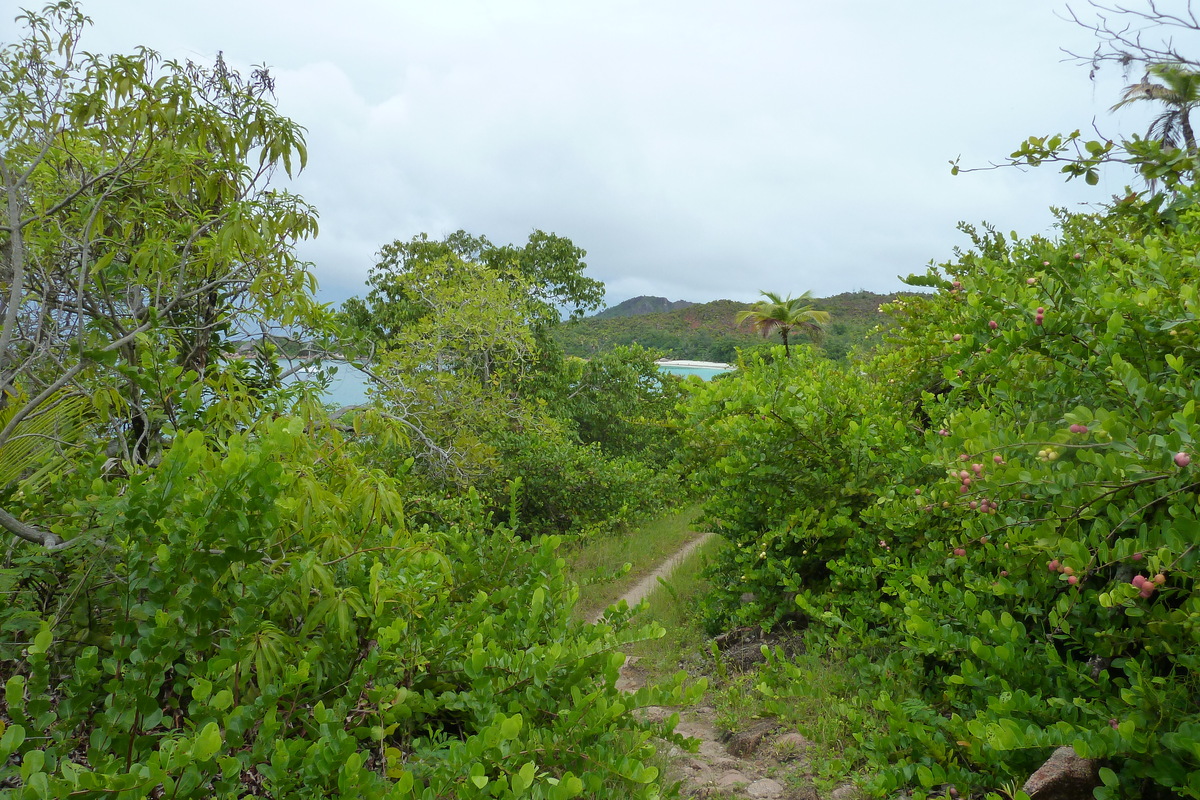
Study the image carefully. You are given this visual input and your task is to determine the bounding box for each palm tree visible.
[736,291,831,358]
[1112,62,1200,152]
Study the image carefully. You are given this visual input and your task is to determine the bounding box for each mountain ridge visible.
[556,291,909,362]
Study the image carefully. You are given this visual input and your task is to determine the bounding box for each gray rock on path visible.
[746,777,786,798]
[829,782,860,800]
[1021,746,1102,800]
[718,771,752,789]
[724,718,780,757]
[775,731,815,760]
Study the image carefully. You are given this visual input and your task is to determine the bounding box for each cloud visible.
[71,0,1151,308]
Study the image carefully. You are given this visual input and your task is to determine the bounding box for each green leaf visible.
[500,713,523,741]
[193,722,223,761]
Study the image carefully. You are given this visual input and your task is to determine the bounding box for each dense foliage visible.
[339,234,681,539]
[683,202,1200,798]
[0,6,698,798]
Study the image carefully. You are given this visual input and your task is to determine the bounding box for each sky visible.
[10,1,1175,308]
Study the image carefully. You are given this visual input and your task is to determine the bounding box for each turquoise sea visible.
[294,362,731,408]
[658,365,732,380]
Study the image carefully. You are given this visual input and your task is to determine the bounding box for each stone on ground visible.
[746,777,786,798]
[1021,746,1102,800]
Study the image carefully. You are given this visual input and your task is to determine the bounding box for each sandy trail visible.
[590,531,714,624]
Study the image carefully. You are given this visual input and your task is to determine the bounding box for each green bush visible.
[683,202,1200,797]
[680,345,914,631]
[0,418,700,798]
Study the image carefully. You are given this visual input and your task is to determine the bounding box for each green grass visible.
[622,533,725,679]
[565,504,705,621]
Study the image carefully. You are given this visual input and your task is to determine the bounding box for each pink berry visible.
[914,488,921,495]
[1175,452,1191,468]
[1035,317,1044,326]
[1042,261,1050,266]
[1037,307,1045,314]
[959,470,970,480]
[954,548,966,557]
[993,454,1004,463]
[1073,253,1082,259]
[969,500,978,509]
[1027,277,1037,285]
[959,484,969,494]
[1132,575,1146,588]
[1153,573,1166,586]
[938,429,950,436]
[1109,719,1119,730]
[960,454,970,461]
[1000,570,1009,577]
[979,536,989,544]
[952,333,962,341]
[1133,552,1144,561]
[988,320,998,329]
[1047,559,1060,572]
[1139,586,1155,599]
[973,463,983,474]
[1068,575,1078,585]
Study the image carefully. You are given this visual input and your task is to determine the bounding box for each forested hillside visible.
[554,291,905,362]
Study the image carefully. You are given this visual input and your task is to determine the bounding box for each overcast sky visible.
[13,1,1170,308]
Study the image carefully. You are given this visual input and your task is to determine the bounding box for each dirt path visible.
[597,532,858,800]
[589,531,714,624]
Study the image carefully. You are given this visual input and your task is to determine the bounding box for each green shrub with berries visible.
[683,200,1200,797]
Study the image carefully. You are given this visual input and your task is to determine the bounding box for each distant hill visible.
[593,296,695,319]
[553,291,907,362]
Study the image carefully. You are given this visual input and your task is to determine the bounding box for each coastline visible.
[654,359,734,370]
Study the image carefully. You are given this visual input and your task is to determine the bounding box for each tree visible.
[1112,62,1200,152]
[347,229,603,343]
[0,2,319,549]
[735,290,831,358]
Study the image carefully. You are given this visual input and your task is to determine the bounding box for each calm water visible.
[658,365,732,380]
[294,362,730,407]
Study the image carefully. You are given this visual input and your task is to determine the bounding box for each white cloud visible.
[51,0,1156,307]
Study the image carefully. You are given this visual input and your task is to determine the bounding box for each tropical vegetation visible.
[7,2,1200,799]
[0,6,697,798]
[735,290,831,358]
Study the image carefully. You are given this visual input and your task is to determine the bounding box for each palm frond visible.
[0,389,95,490]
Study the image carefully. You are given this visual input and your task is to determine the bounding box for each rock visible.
[747,777,786,798]
[829,782,860,800]
[1021,746,1102,800]
[787,782,821,800]
[774,731,815,760]
[717,771,751,789]
[724,718,780,757]
[638,706,673,723]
